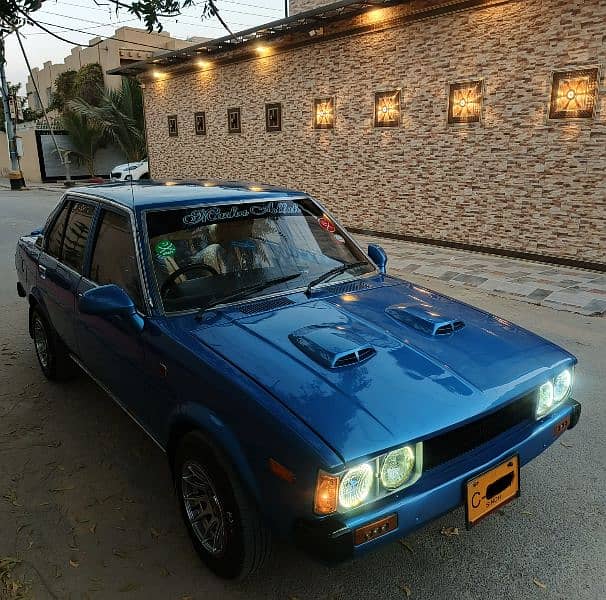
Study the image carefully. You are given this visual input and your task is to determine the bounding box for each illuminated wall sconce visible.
[313,97,335,129]
[374,90,401,127]
[194,111,206,135]
[549,68,599,120]
[167,114,178,137]
[447,80,483,125]
[227,107,241,133]
[265,103,282,132]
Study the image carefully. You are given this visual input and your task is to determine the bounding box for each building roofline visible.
[107,0,406,77]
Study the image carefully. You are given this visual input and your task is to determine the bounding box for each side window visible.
[45,202,71,259]
[90,210,143,309]
[61,201,95,273]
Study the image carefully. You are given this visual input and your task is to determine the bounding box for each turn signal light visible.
[314,471,339,515]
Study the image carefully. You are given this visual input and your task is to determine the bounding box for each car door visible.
[75,206,147,416]
[38,198,96,351]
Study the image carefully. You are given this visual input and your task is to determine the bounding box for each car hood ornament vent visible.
[386,303,465,336]
[288,324,377,369]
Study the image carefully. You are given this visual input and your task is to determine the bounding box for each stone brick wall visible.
[142,0,606,266]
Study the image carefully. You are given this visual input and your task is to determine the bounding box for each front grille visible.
[423,391,536,470]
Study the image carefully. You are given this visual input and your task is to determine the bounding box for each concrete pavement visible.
[0,187,604,600]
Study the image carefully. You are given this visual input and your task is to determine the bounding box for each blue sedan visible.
[15,180,580,579]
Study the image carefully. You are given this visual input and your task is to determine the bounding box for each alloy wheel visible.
[181,460,227,556]
[33,316,50,369]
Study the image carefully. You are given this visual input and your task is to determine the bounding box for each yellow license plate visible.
[465,455,520,527]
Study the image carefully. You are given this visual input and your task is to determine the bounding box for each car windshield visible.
[145,197,374,313]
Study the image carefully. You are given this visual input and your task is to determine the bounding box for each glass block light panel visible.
[549,68,599,120]
[314,97,335,129]
[167,114,178,137]
[374,90,401,127]
[448,81,483,125]
[266,103,282,132]
[194,111,206,135]
[227,107,241,133]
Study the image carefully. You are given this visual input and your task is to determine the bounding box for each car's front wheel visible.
[174,433,272,579]
[31,307,74,380]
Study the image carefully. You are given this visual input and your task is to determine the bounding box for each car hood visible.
[191,277,575,463]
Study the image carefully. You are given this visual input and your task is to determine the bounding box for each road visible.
[0,188,604,600]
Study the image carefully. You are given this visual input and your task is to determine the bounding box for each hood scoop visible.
[386,304,465,336]
[289,324,377,369]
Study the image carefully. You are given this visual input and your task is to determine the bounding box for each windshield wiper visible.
[195,272,302,319]
[305,261,368,297]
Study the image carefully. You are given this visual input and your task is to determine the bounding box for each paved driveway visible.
[0,188,604,600]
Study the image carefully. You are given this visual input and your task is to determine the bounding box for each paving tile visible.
[527,288,555,301]
[478,280,539,297]
[414,265,459,278]
[542,290,599,307]
[438,270,461,281]
[581,299,606,315]
[453,274,488,286]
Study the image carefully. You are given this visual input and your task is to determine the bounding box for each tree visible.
[73,63,104,106]
[60,110,106,178]
[69,77,146,162]
[48,69,77,112]
[1,0,221,35]
[21,106,42,122]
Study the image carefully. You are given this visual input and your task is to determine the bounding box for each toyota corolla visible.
[15,180,580,579]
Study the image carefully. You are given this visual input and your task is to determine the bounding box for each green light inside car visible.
[155,239,177,258]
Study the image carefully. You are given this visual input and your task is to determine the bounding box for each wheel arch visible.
[166,410,263,510]
[27,292,44,338]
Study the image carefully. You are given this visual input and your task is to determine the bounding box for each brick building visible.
[111,0,606,269]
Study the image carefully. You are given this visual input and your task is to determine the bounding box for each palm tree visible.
[60,111,106,178]
[68,78,146,163]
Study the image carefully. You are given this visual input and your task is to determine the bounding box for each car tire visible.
[31,308,75,381]
[174,432,272,579]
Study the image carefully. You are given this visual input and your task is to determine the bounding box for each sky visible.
[4,0,287,89]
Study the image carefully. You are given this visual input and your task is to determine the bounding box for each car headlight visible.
[314,442,422,515]
[339,463,374,509]
[536,368,573,418]
[380,446,415,489]
[554,369,572,402]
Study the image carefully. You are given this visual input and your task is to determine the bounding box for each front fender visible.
[170,402,263,508]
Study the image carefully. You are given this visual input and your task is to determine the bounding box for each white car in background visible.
[110,159,149,181]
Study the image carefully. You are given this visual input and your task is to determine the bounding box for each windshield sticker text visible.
[182,202,301,226]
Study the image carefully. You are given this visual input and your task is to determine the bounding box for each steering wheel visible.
[160,263,218,298]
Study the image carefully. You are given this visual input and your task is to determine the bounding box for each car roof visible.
[68,179,306,211]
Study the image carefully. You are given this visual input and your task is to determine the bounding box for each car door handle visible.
[38,264,47,279]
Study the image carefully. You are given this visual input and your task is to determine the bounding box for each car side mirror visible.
[368,244,388,275]
[79,284,144,332]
